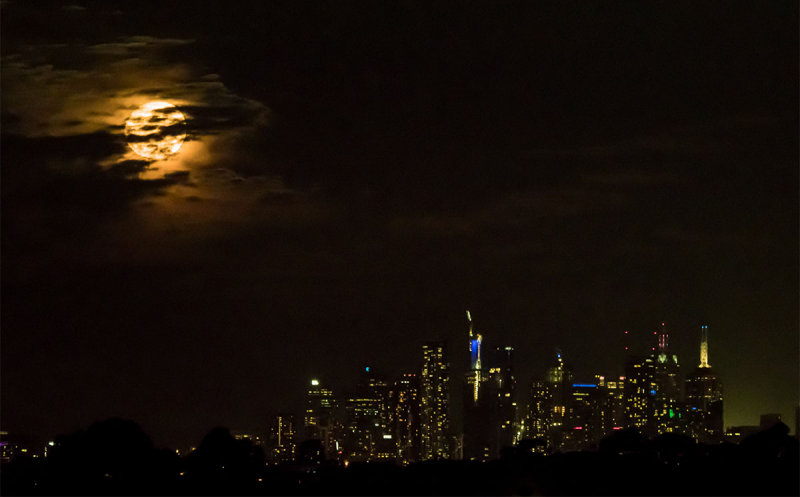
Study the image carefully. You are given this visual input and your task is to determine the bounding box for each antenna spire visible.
[699,324,710,368]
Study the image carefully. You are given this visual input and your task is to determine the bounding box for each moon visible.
[125,101,187,161]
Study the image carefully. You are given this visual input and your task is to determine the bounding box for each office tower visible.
[599,375,626,432]
[390,373,421,464]
[563,382,606,451]
[653,323,682,434]
[624,354,657,437]
[546,349,574,450]
[685,325,723,442]
[343,366,392,462]
[463,311,494,461]
[421,341,450,460]
[304,378,340,460]
[493,346,518,455]
[526,380,553,453]
[364,367,395,460]
[268,413,296,464]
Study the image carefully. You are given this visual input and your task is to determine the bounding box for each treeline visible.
[1,418,797,496]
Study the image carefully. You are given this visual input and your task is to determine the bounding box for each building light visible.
[311,379,319,386]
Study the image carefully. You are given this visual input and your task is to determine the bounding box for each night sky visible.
[2,0,797,449]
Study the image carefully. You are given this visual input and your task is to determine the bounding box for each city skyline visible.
[3,312,793,456]
[2,0,797,459]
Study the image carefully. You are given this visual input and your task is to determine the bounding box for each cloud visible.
[1,35,267,144]
[86,36,195,56]
[0,29,276,226]
[1,132,195,258]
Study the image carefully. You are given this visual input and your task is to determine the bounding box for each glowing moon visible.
[125,101,186,160]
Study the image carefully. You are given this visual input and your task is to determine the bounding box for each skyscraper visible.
[465,311,489,405]
[463,311,494,461]
[548,350,574,447]
[421,341,450,460]
[268,413,296,464]
[624,354,657,437]
[493,346,518,456]
[562,382,605,451]
[304,378,340,460]
[525,380,553,454]
[685,325,723,442]
[390,373,421,464]
[653,323,682,434]
[342,366,393,462]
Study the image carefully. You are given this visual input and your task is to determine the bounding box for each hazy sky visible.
[2,0,797,448]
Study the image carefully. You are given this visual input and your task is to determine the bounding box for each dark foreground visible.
[2,420,797,496]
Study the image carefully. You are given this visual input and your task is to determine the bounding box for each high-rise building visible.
[463,311,494,461]
[493,346,518,456]
[597,375,626,432]
[421,341,450,460]
[562,382,606,451]
[525,379,553,453]
[546,349,574,450]
[624,354,657,437]
[390,373,421,464]
[465,311,489,405]
[653,323,682,434]
[342,366,393,462]
[304,378,340,460]
[268,413,296,464]
[685,325,723,442]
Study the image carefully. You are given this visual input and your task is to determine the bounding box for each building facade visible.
[421,341,450,460]
[685,325,723,442]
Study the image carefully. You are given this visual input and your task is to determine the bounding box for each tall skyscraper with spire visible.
[465,310,488,405]
[686,324,723,442]
[463,311,494,461]
[653,322,682,434]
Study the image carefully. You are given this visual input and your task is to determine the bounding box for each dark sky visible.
[2,0,797,449]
